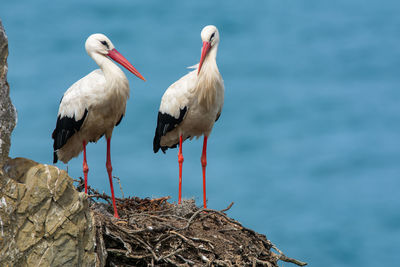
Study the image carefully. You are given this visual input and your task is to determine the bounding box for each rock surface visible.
[0,20,17,168]
[0,158,96,266]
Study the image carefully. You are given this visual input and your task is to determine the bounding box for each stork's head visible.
[85,33,145,81]
[198,25,220,75]
[85,33,115,55]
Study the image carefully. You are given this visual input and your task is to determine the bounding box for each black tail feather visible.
[53,151,58,164]
[153,107,187,153]
[51,109,88,162]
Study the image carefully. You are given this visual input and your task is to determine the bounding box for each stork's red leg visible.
[201,136,208,209]
[82,140,89,194]
[178,135,184,204]
[106,137,119,218]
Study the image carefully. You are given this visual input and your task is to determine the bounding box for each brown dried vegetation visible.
[82,181,307,267]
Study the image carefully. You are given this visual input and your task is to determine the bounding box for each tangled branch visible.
[90,197,307,267]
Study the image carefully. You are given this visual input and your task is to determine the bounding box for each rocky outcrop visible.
[0,21,96,267]
[0,158,307,267]
[0,20,17,168]
[0,158,96,266]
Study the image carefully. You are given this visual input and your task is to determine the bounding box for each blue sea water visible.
[1,0,400,265]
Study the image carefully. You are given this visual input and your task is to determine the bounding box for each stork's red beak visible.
[108,49,146,81]
[198,41,211,75]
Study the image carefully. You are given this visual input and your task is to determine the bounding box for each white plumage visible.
[52,33,145,218]
[154,25,224,152]
[53,34,143,163]
[55,68,129,162]
[153,25,224,208]
[157,65,224,146]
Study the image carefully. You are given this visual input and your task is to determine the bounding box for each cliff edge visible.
[0,20,96,267]
[0,158,96,266]
[0,20,17,168]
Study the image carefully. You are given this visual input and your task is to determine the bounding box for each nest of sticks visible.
[80,179,307,267]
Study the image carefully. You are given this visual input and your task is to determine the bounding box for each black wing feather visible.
[153,107,187,153]
[52,109,88,163]
[215,112,221,122]
[115,114,124,126]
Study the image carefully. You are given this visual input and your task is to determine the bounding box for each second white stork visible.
[52,33,145,218]
[153,25,224,208]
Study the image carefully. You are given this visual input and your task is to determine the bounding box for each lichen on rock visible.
[0,19,17,168]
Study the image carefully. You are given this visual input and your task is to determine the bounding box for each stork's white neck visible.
[89,52,130,98]
[90,52,125,79]
[200,44,219,74]
[195,44,223,110]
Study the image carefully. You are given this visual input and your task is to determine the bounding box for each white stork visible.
[52,33,145,218]
[153,25,224,208]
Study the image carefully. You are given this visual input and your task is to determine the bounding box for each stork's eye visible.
[210,32,215,42]
[101,40,109,49]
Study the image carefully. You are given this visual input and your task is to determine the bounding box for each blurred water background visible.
[1,0,400,266]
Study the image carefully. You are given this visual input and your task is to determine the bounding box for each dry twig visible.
[113,176,124,199]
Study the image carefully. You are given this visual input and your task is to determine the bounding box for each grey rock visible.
[0,158,96,267]
[0,19,17,168]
